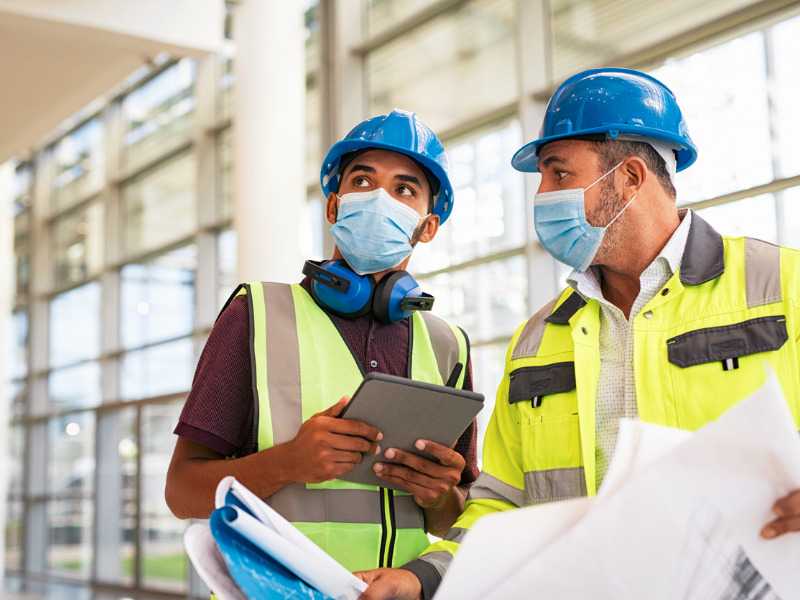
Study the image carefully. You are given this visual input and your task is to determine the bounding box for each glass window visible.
[13,221,30,307]
[47,498,93,579]
[140,401,188,592]
[7,425,24,495]
[469,341,508,465]
[121,246,197,350]
[695,195,777,242]
[95,407,137,587]
[4,500,24,572]
[218,229,238,311]
[50,283,101,368]
[551,0,764,80]
[301,195,324,262]
[48,412,96,495]
[367,0,517,134]
[52,119,104,209]
[6,310,28,380]
[306,2,322,185]
[772,15,800,178]
[8,379,27,422]
[122,60,197,169]
[778,186,800,250]
[367,0,441,34]
[219,3,235,120]
[49,362,101,410]
[418,254,529,344]
[121,338,195,401]
[122,151,198,257]
[218,127,233,220]
[12,162,33,215]
[652,33,772,204]
[409,123,525,274]
[53,199,105,285]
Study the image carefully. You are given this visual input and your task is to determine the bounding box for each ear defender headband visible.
[302,260,434,323]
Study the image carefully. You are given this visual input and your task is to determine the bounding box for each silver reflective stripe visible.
[261,283,303,445]
[467,472,524,508]
[524,467,587,505]
[265,487,424,529]
[745,237,782,308]
[420,311,459,384]
[419,550,454,577]
[443,527,468,544]
[511,295,560,360]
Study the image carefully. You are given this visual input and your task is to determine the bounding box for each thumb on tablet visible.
[319,396,350,418]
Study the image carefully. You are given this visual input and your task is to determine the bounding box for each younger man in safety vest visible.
[357,69,800,600]
[166,109,478,572]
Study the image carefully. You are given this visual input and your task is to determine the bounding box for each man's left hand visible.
[761,488,800,538]
[373,440,464,509]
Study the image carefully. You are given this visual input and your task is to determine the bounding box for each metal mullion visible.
[134,404,143,589]
[413,246,526,281]
[680,174,800,213]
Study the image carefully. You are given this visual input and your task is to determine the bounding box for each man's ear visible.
[621,156,647,199]
[325,192,339,225]
[415,214,440,244]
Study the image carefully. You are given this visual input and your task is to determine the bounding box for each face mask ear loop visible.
[605,194,638,229]
[584,161,624,192]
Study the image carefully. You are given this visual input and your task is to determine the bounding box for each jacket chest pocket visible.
[508,362,576,408]
[665,315,788,427]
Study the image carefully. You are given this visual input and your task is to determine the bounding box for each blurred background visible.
[2,0,800,598]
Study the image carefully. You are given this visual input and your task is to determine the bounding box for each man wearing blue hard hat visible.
[166,110,479,573]
[358,69,800,600]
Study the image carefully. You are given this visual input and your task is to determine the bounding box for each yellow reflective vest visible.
[238,282,469,572]
[417,212,800,577]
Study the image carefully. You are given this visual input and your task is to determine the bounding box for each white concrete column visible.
[233,0,306,283]
[0,160,12,584]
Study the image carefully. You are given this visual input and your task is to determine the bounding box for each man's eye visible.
[353,176,370,187]
[555,170,568,180]
[396,185,415,196]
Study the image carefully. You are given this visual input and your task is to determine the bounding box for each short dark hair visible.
[590,139,676,199]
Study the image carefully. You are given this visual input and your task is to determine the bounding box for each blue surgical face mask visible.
[330,187,427,275]
[533,162,636,271]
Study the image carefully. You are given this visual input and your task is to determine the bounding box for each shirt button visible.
[661,288,670,296]
[370,360,378,368]
[581,327,588,335]
[644,311,653,319]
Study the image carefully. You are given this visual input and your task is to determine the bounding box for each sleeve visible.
[402,324,528,599]
[173,294,255,457]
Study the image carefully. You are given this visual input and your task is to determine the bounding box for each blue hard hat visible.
[512,68,698,173]
[321,109,455,224]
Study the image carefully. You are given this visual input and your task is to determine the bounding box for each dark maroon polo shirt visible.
[174,287,479,486]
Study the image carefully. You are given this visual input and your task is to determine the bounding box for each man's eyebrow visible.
[396,174,422,187]
[540,155,569,169]
[346,163,376,176]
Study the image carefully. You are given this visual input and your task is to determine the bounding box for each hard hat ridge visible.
[512,68,698,174]
[321,109,455,224]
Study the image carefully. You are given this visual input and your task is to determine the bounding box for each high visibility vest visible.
[417,211,800,574]
[240,282,469,572]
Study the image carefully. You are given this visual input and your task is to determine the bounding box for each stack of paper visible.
[184,477,368,600]
[435,370,800,599]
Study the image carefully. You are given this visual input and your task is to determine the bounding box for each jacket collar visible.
[545,210,725,325]
[679,210,725,285]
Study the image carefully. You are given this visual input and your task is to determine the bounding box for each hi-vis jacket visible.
[237,282,469,573]
[418,212,800,576]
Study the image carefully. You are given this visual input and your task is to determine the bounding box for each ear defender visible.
[302,260,434,323]
[302,260,375,319]
[372,270,435,324]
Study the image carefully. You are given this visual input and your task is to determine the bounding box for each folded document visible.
[184,476,368,600]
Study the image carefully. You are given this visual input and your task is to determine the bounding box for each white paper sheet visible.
[436,370,800,600]
[184,523,248,600]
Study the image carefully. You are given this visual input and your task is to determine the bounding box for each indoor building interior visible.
[2,0,800,598]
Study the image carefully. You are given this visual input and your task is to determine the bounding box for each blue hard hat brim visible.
[322,139,454,224]
[512,125,698,173]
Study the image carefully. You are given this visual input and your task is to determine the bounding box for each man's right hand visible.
[284,396,383,483]
[355,568,422,600]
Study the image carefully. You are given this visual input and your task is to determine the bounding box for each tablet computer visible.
[337,372,484,491]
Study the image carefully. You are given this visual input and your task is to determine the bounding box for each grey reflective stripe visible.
[420,311,459,384]
[467,472,524,507]
[419,550,454,577]
[261,282,303,445]
[511,295,560,360]
[443,527,468,544]
[680,211,725,285]
[745,237,782,308]
[266,488,424,529]
[524,467,587,505]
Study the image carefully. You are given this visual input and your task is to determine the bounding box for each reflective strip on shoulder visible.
[265,487,424,529]
[511,294,561,360]
[418,550,454,577]
[524,467,587,505]
[467,472,524,508]
[419,312,461,385]
[443,527,468,544]
[247,282,271,450]
[744,237,782,308]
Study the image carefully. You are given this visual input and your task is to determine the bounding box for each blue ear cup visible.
[372,270,435,324]
[302,260,375,319]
